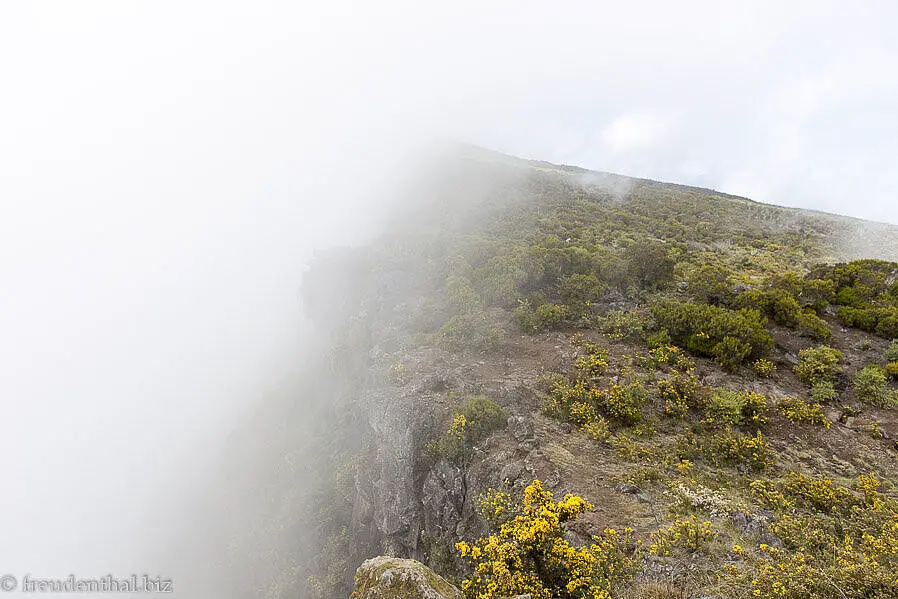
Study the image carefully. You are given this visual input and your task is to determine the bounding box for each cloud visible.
[601,112,676,154]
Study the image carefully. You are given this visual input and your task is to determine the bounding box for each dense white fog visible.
[1,1,897,596]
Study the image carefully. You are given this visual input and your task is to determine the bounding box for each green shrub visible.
[796,310,832,342]
[854,364,896,407]
[837,305,898,339]
[514,299,568,332]
[426,396,506,462]
[885,339,898,364]
[646,330,672,349]
[438,311,504,353]
[624,240,675,290]
[704,390,769,428]
[651,299,773,369]
[691,428,771,471]
[793,345,843,387]
[735,288,802,327]
[712,336,752,372]
[458,395,508,441]
[876,311,898,338]
[558,273,602,316]
[810,380,838,403]
[837,306,879,331]
[688,264,733,305]
[599,382,646,425]
[777,396,831,427]
[599,309,646,342]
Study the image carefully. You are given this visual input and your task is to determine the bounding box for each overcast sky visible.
[1,0,897,594]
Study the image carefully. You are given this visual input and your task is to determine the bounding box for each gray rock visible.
[616,483,642,494]
[498,461,525,485]
[731,510,767,536]
[352,556,463,599]
[421,460,466,538]
[759,532,785,550]
[508,415,534,442]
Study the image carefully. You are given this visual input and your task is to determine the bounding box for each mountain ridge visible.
[205,148,898,599]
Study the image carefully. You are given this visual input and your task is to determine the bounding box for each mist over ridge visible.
[2,2,898,598]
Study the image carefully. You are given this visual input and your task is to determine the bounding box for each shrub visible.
[456,480,639,599]
[837,305,898,339]
[876,310,898,338]
[558,273,602,316]
[752,358,776,378]
[514,297,571,333]
[658,370,700,418]
[599,382,645,425]
[704,390,769,428]
[854,364,896,407]
[796,310,832,342]
[887,362,898,379]
[735,288,802,327]
[571,336,611,377]
[703,429,771,471]
[624,240,675,290]
[599,309,646,342]
[458,395,507,441]
[688,264,733,305]
[836,306,878,331]
[712,336,752,372]
[777,396,831,427]
[646,330,672,349]
[426,396,506,462]
[793,345,843,387]
[438,311,504,352]
[732,472,898,598]
[885,339,898,364]
[649,515,716,556]
[651,299,773,369]
[810,380,838,403]
[389,361,409,384]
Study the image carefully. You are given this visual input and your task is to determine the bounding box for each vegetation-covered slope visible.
[232,148,898,599]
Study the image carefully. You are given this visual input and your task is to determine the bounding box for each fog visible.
[2,1,897,597]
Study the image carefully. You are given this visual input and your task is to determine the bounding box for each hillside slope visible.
[215,148,898,599]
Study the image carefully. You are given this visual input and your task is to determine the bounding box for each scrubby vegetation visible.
[295,152,898,599]
[426,396,506,462]
[777,396,831,427]
[456,481,639,599]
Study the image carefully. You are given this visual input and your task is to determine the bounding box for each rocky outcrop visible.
[351,556,463,599]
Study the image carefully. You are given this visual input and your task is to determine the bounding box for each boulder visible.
[351,556,463,599]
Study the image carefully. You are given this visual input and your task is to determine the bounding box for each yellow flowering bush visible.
[793,345,843,387]
[649,515,716,556]
[543,338,645,429]
[456,480,638,599]
[658,369,701,418]
[731,472,898,598]
[777,396,831,427]
[680,428,772,471]
[752,358,777,378]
